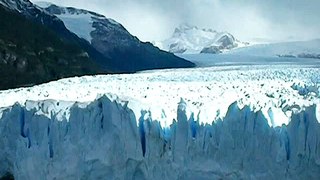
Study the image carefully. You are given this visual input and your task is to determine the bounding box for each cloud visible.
[32,0,320,42]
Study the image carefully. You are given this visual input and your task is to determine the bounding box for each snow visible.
[180,53,320,68]
[55,11,94,42]
[0,55,320,178]
[228,39,320,57]
[0,65,319,128]
[0,0,32,12]
[158,24,247,54]
[33,2,121,43]
[1,1,319,179]
[0,90,319,179]
[33,1,52,8]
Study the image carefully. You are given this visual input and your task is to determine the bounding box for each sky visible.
[32,0,320,43]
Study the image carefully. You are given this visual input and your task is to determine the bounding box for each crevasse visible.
[0,96,319,179]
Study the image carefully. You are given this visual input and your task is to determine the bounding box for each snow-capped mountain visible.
[0,65,319,179]
[0,0,194,86]
[0,0,33,11]
[0,0,110,68]
[0,0,109,90]
[36,2,194,72]
[177,39,320,67]
[36,2,123,44]
[38,3,137,58]
[157,24,248,54]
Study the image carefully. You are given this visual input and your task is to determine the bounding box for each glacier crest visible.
[0,96,319,179]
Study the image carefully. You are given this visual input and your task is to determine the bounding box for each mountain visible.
[228,39,320,57]
[0,4,104,90]
[157,24,248,54]
[0,0,194,90]
[37,2,195,72]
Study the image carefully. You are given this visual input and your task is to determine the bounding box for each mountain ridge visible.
[37,2,195,72]
[0,4,107,90]
[157,24,248,54]
[0,0,195,90]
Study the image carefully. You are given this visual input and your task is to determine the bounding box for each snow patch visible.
[34,1,53,8]
[266,106,290,127]
[158,24,247,54]
[56,12,94,42]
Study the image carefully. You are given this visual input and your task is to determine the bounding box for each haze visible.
[32,0,320,43]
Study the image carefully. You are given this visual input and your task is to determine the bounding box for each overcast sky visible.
[32,0,320,43]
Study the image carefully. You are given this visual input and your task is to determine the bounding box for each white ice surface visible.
[0,65,319,128]
[228,39,320,56]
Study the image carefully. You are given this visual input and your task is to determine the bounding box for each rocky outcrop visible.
[159,24,248,54]
[200,46,222,54]
[42,3,195,72]
[0,4,104,90]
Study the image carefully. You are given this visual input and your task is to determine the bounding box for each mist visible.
[32,0,320,43]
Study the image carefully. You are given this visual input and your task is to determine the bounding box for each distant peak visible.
[159,24,248,54]
[34,1,53,8]
[177,23,198,31]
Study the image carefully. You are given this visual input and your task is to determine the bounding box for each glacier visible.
[0,65,319,179]
[0,95,319,179]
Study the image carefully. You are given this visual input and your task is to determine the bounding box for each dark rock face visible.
[90,17,138,58]
[161,24,245,54]
[200,46,222,54]
[0,0,195,90]
[0,4,103,90]
[217,34,237,49]
[277,53,320,59]
[2,0,194,75]
[297,53,320,59]
[168,43,187,54]
[1,0,111,71]
[200,35,238,54]
[43,3,195,72]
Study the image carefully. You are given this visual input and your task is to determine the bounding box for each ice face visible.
[0,96,319,179]
[0,63,319,179]
[0,66,319,128]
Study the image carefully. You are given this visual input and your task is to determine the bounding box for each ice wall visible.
[0,96,319,179]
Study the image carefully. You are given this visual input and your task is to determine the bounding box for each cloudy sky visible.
[32,0,320,43]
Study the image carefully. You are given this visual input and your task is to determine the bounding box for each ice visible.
[267,106,290,127]
[0,66,319,128]
[228,39,320,56]
[56,12,94,42]
[0,95,319,179]
[0,60,319,179]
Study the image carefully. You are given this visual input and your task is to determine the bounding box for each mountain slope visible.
[0,5,104,90]
[228,39,320,57]
[39,2,195,72]
[0,0,125,72]
[1,0,194,73]
[157,24,248,54]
